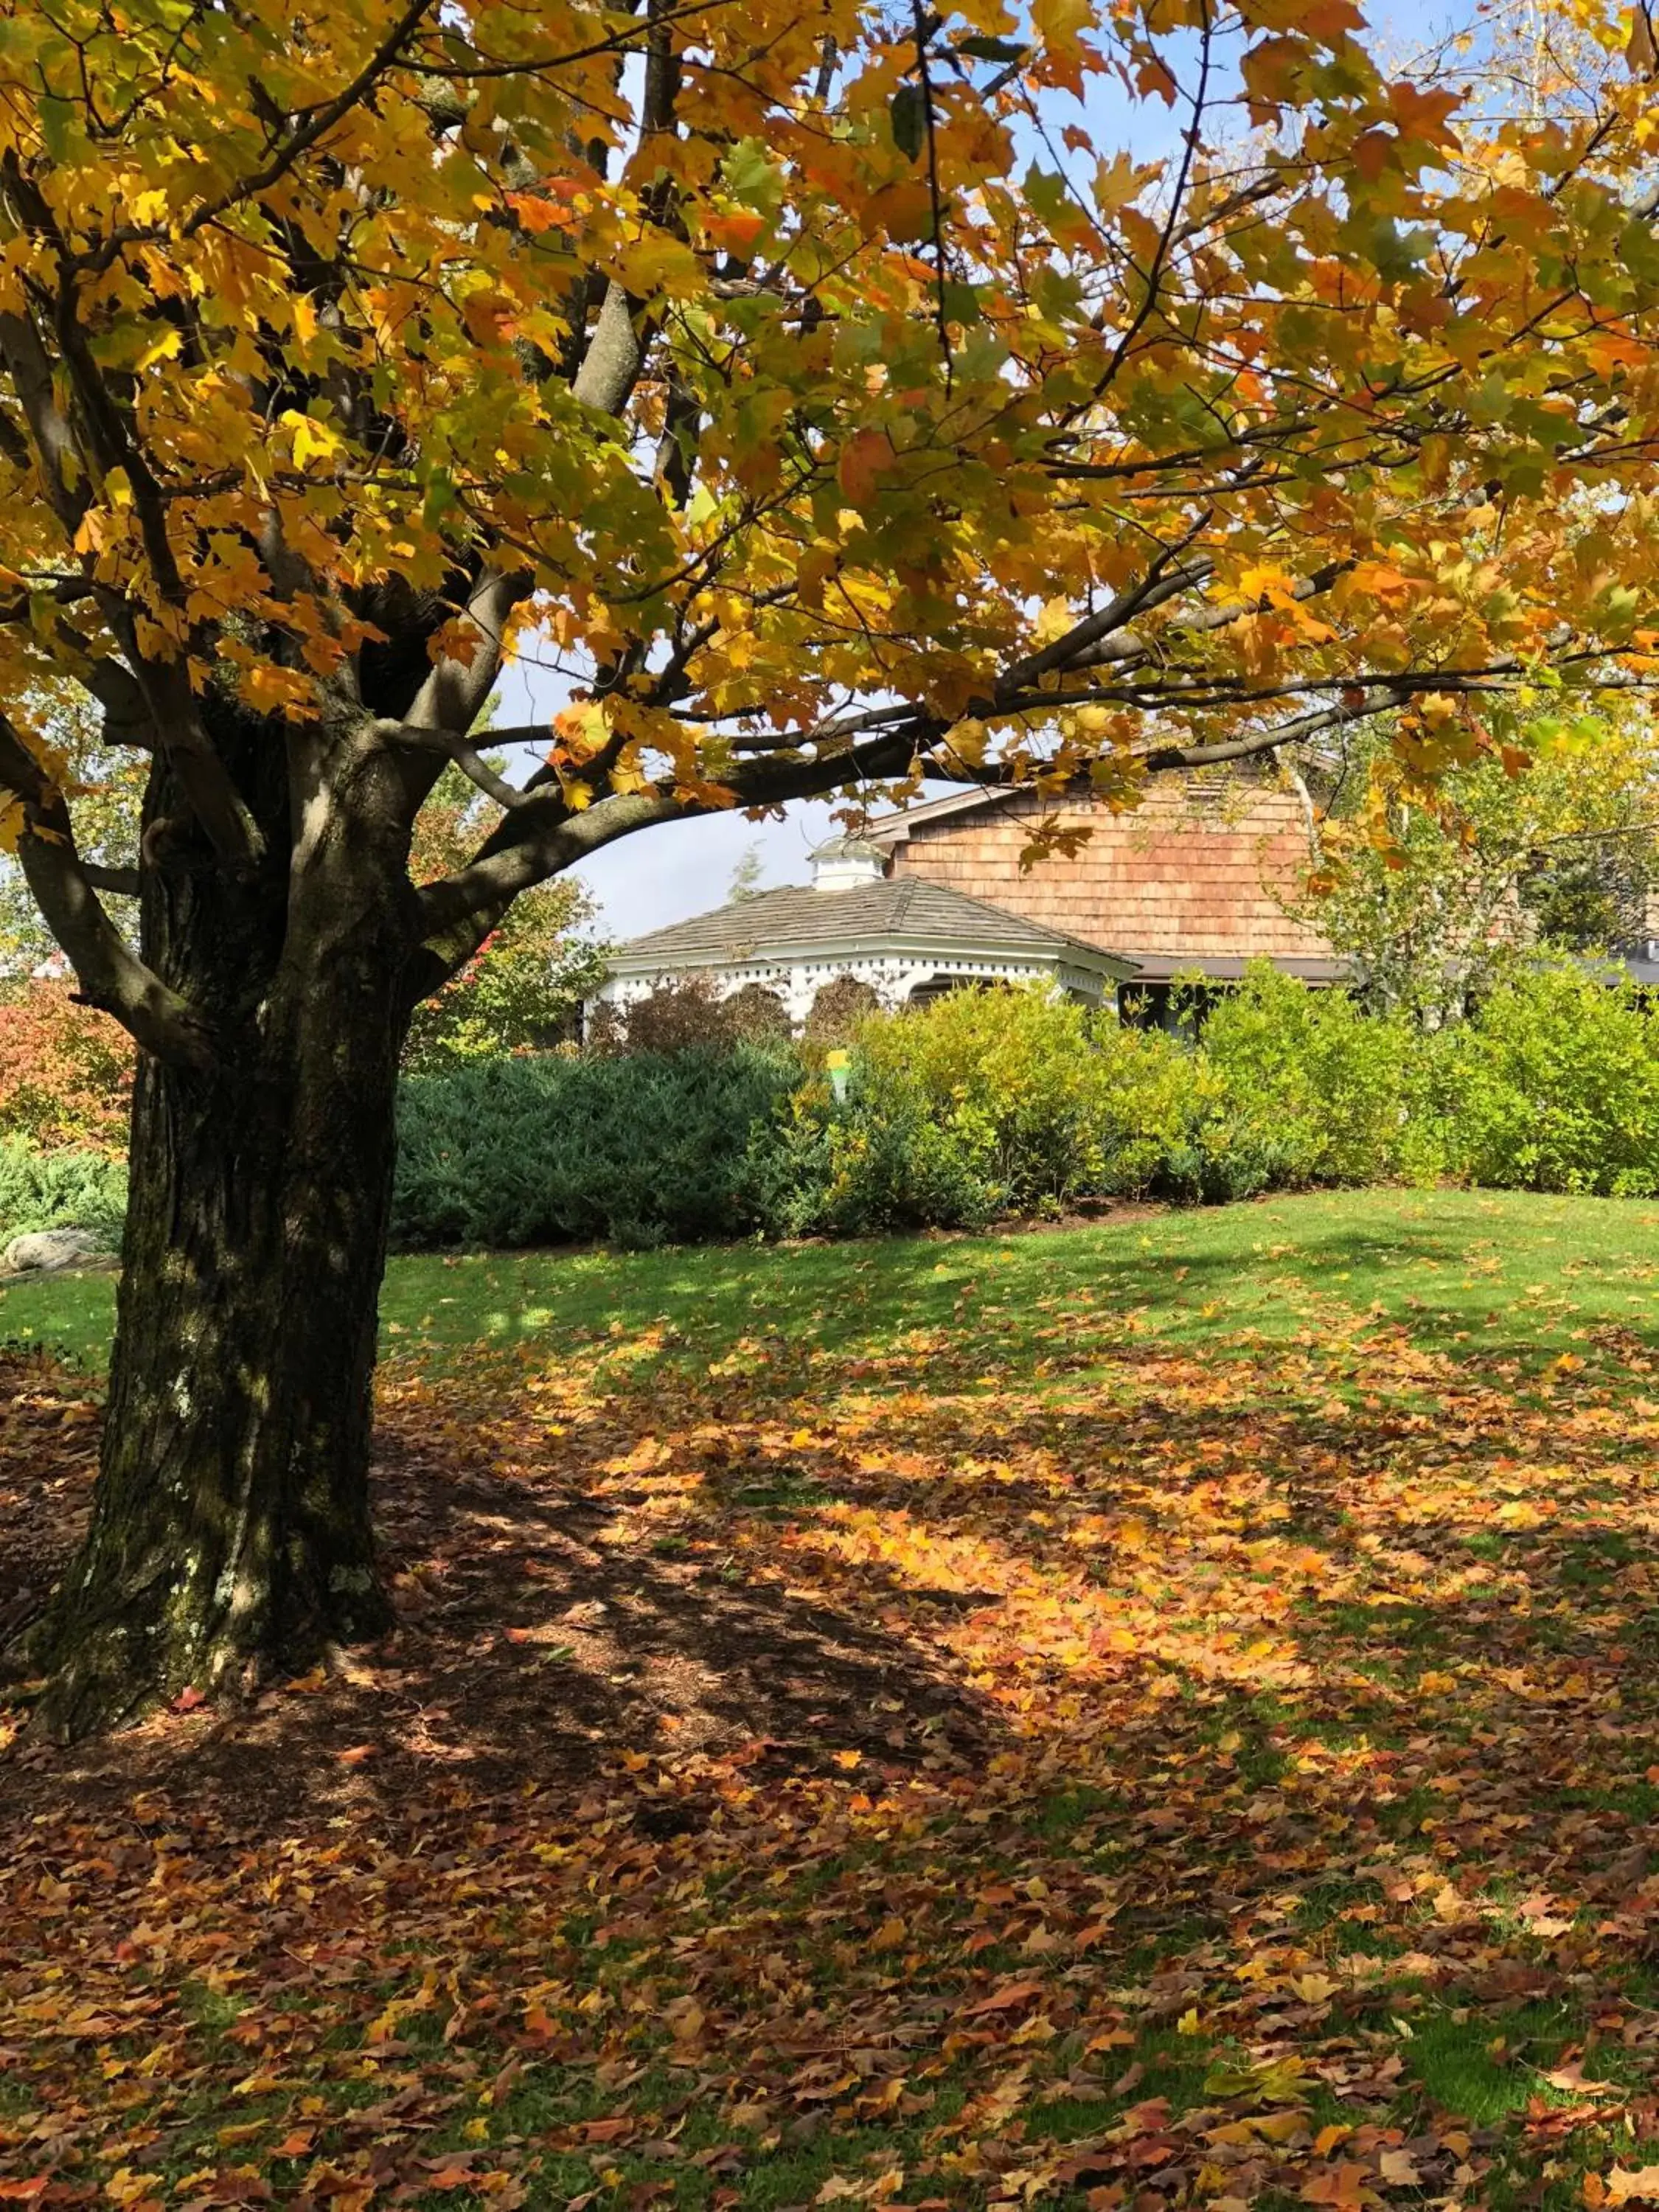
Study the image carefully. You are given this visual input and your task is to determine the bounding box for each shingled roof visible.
[607,875,1131,977]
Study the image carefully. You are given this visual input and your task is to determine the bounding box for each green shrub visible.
[1442,962,1659,1196]
[1197,964,1445,1189]
[765,978,1434,1227]
[22,964,1659,1262]
[1085,1023,1212,1198]
[392,1046,799,1249]
[0,1138,128,1247]
[768,988,1279,1225]
[754,1063,1001,1237]
[852,987,1111,1209]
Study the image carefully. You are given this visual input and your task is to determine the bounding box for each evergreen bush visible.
[0,1138,128,1247]
[392,1046,799,1248]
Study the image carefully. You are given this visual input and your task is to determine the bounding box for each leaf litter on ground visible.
[6,1192,1659,2210]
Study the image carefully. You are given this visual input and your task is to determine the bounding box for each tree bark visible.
[21,709,422,1739]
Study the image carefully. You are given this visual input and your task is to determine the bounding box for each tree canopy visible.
[1,0,1658,1025]
[1290,709,1659,1019]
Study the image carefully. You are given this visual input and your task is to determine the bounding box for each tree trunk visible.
[24,710,422,1739]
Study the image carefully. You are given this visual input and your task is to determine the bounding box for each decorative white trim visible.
[605,932,1131,981]
[591,945,1110,1030]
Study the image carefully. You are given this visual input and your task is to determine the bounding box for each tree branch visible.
[116,649,266,872]
[412,714,935,951]
[995,529,1214,697]
[1091,3,1213,400]
[568,0,682,420]
[80,861,142,896]
[1136,695,1392,773]
[170,0,441,250]
[407,787,684,1004]
[67,651,152,745]
[0,715,213,1065]
[572,281,648,415]
[0,309,88,537]
[373,717,538,810]
[399,566,529,737]
[406,633,1578,988]
[0,230,265,870]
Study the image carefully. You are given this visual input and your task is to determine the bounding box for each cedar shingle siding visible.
[879,779,1333,966]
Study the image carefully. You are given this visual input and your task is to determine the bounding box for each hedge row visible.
[7,962,1659,1253]
[392,1046,795,1249]
[391,961,1659,1248]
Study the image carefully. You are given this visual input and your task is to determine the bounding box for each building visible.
[585,768,1659,1032]
[866,778,1347,1025]
[590,835,1133,1031]
[588,772,1346,1034]
[593,770,1345,1026]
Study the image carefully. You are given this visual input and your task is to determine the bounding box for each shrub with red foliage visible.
[0,981,133,1155]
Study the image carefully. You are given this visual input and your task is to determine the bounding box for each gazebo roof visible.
[605,875,1133,979]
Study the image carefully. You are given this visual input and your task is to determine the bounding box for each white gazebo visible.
[589,837,1131,1031]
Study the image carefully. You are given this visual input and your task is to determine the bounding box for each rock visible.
[1,1226,105,1274]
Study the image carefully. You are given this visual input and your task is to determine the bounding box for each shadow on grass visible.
[10,1184,1659,1388]
[9,1192,1659,2208]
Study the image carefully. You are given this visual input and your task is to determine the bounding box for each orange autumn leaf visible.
[836,429,897,507]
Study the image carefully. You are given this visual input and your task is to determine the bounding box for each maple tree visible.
[2,0,1659,1733]
[0,978,132,1153]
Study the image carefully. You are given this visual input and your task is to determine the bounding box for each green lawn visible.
[7,1183,1659,1378]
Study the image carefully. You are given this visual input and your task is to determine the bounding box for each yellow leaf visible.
[133,329,180,372]
[282,410,343,468]
[1294,1972,1336,2003]
[1607,2171,1659,2205]
[615,233,704,300]
[1352,560,1412,603]
[1032,0,1091,55]
[1627,5,1657,76]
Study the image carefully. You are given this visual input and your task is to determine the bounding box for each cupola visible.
[810,836,887,892]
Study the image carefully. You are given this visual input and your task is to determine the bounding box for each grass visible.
[7,1183,1659,1379]
[9,1185,1659,2211]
